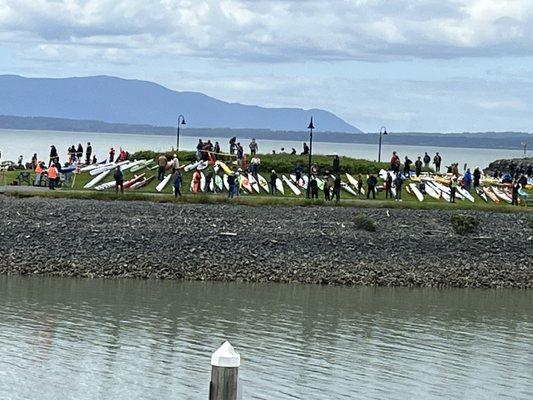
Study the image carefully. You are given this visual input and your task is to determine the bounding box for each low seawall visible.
[0,197,531,288]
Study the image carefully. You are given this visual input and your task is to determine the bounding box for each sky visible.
[1,0,533,133]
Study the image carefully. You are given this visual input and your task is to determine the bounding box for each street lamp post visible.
[306,117,315,199]
[176,115,186,152]
[378,126,387,163]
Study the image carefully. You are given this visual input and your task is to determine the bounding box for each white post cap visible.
[211,341,241,368]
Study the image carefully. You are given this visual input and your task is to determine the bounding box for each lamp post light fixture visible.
[378,126,387,163]
[176,115,186,152]
[306,117,315,199]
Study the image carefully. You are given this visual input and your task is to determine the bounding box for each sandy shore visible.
[0,196,531,288]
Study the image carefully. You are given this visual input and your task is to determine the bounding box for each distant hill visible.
[0,115,530,150]
[0,75,361,133]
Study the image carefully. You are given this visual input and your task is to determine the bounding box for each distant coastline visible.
[1,115,531,150]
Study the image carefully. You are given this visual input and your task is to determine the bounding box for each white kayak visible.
[290,174,308,190]
[184,161,201,172]
[196,160,209,171]
[156,174,172,192]
[409,183,424,202]
[190,172,206,192]
[275,178,285,195]
[223,174,230,191]
[95,180,117,191]
[80,162,110,173]
[492,186,511,203]
[256,174,270,193]
[84,170,111,189]
[341,182,357,196]
[345,173,358,187]
[423,182,441,200]
[248,174,261,193]
[282,175,301,195]
[130,160,153,173]
[121,160,145,172]
[457,187,475,203]
[90,160,129,176]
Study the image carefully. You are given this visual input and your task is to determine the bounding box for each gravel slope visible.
[0,197,532,288]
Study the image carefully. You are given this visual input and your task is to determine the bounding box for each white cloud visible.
[1,0,533,62]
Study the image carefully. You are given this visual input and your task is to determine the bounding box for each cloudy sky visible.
[1,0,533,132]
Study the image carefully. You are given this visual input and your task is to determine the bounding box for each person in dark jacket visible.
[85,142,92,165]
[333,175,341,202]
[301,142,309,155]
[76,144,83,162]
[415,156,423,177]
[227,173,236,198]
[366,174,377,199]
[403,156,412,176]
[324,177,332,201]
[357,175,363,195]
[270,170,278,195]
[433,152,442,173]
[423,152,431,168]
[385,172,393,199]
[172,170,182,198]
[473,167,481,188]
[511,179,520,206]
[309,177,318,199]
[394,173,404,201]
[114,166,124,194]
[332,154,340,174]
[295,162,303,184]
[49,145,59,166]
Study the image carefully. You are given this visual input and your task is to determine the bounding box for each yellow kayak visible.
[217,161,232,175]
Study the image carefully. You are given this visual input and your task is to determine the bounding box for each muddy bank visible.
[0,197,531,288]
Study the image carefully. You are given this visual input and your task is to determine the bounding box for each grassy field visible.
[2,151,531,213]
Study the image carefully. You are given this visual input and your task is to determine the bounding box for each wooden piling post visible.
[209,341,240,400]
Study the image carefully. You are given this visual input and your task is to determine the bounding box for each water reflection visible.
[0,277,532,399]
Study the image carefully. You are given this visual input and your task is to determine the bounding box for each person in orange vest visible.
[192,169,201,193]
[34,161,45,186]
[47,163,58,190]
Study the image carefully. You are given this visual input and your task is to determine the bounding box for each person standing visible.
[249,138,258,156]
[294,162,303,184]
[114,165,124,194]
[310,177,318,199]
[324,177,332,201]
[511,179,520,206]
[332,154,340,174]
[270,170,278,195]
[450,176,457,203]
[394,172,404,202]
[423,152,431,168]
[433,152,442,173]
[415,156,423,177]
[403,156,412,177]
[366,174,377,199]
[385,172,393,199]
[390,152,400,174]
[47,163,58,190]
[157,154,168,181]
[250,155,261,178]
[333,175,341,202]
[302,142,309,155]
[473,167,481,189]
[109,148,115,163]
[227,173,236,198]
[171,154,180,173]
[463,168,473,191]
[49,145,59,166]
[85,142,92,165]
[76,144,83,163]
[192,169,201,193]
[236,143,244,166]
[34,161,44,186]
[172,170,182,198]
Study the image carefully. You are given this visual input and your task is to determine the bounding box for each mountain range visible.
[0,75,361,133]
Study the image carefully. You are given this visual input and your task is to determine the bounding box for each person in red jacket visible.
[192,170,201,193]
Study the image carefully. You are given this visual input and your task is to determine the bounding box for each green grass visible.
[2,152,532,215]
[354,214,377,231]
[450,213,479,234]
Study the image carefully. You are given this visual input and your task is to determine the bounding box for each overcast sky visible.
[1,0,533,132]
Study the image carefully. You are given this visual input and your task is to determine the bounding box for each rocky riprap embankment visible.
[0,197,532,288]
[484,157,533,176]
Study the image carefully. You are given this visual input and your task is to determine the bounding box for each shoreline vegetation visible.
[1,115,532,150]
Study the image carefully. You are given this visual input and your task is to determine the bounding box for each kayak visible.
[130,175,155,190]
[239,175,253,193]
[215,175,224,191]
[190,172,206,192]
[341,182,357,196]
[84,170,111,189]
[217,161,232,175]
[123,174,146,189]
[196,160,209,171]
[289,174,308,190]
[248,174,260,193]
[79,160,108,172]
[345,172,358,188]
[315,177,325,191]
[94,180,116,191]
[121,160,145,172]
[90,160,129,176]
[282,175,301,195]
[409,183,424,202]
[457,187,475,203]
[130,160,153,173]
[256,174,270,193]
[275,178,285,195]
[476,188,488,202]
[184,161,201,172]
[426,181,450,202]
[156,174,172,192]
[491,186,511,203]
[482,187,499,203]
[223,174,229,191]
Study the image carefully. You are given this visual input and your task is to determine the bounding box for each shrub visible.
[450,214,478,235]
[354,213,376,232]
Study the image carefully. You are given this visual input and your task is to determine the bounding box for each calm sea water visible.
[0,277,531,400]
[0,128,527,169]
